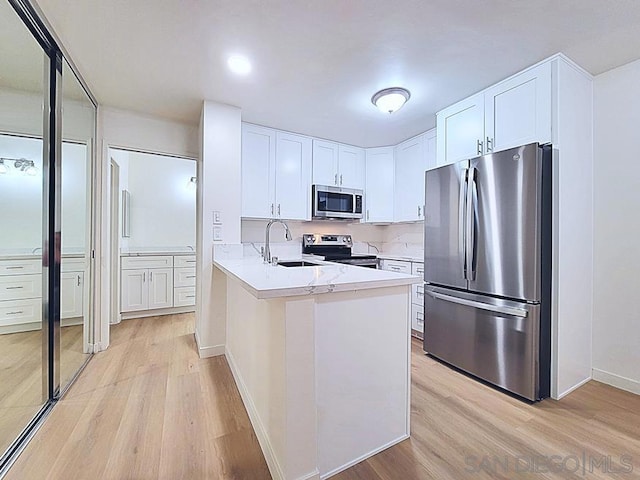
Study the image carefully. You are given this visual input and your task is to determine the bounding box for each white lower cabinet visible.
[174,287,196,307]
[121,268,149,312]
[148,268,173,309]
[0,298,40,327]
[380,258,424,339]
[61,272,84,319]
[411,304,424,337]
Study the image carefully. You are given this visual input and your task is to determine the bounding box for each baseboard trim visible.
[194,330,224,358]
[320,434,409,480]
[225,348,287,480]
[592,368,640,395]
[121,305,195,320]
[556,376,592,400]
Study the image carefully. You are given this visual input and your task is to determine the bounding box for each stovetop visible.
[302,234,377,264]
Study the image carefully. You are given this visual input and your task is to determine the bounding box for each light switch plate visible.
[213,210,222,224]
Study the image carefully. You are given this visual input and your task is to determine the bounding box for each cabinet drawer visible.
[411,303,424,334]
[121,256,173,270]
[0,259,41,276]
[411,262,424,276]
[174,287,196,307]
[380,259,411,273]
[61,257,86,272]
[412,282,424,306]
[174,268,196,287]
[0,298,41,326]
[0,275,42,301]
[174,255,196,268]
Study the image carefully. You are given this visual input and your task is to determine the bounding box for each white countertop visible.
[377,253,424,263]
[120,250,195,257]
[0,253,85,261]
[214,256,420,299]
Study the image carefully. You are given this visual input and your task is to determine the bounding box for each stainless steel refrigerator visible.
[423,143,552,401]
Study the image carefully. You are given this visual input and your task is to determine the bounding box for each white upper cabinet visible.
[242,124,276,218]
[436,61,552,166]
[337,144,365,189]
[241,124,311,220]
[436,93,484,166]
[394,129,437,222]
[312,140,365,189]
[312,140,339,186]
[484,62,552,153]
[364,147,394,223]
[275,131,312,221]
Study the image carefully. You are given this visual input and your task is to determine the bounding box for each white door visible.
[275,132,312,221]
[484,62,552,153]
[436,92,484,166]
[364,147,394,223]
[337,144,365,190]
[121,269,148,312]
[241,124,276,218]
[394,135,425,222]
[312,139,339,186]
[148,268,173,310]
[61,272,83,319]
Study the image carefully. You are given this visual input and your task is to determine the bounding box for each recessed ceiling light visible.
[227,55,252,75]
[371,87,411,114]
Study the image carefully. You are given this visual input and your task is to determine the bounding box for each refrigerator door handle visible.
[466,167,477,281]
[459,168,469,279]
[425,290,528,318]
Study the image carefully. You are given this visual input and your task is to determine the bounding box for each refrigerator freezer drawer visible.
[423,286,540,401]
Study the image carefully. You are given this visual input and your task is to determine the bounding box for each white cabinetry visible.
[363,147,394,223]
[394,129,436,222]
[121,256,174,313]
[173,255,196,307]
[0,259,41,331]
[61,272,84,319]
[312,140,365,189]
[380,259,424,339]
[241,124,311,221]
[436,62,552,166]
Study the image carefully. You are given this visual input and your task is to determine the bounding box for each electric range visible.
[302,234,378,268]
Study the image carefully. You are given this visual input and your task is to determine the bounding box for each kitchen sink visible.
[277,261,321,267]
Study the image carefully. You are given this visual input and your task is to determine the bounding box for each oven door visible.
[313,185,363,219]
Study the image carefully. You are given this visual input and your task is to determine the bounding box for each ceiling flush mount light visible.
[371,87,411,114]
[227,55,252,75]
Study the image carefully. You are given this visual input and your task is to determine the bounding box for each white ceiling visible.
[29,0,640,147]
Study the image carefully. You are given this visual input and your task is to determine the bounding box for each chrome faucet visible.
[264,219,293,263]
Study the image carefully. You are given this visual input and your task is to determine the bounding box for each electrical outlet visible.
[213,226,223,241]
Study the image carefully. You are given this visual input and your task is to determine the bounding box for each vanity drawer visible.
[0,259,41,276]
[0,275,42,301]
[121,255,173,270]
[174,255,196,268]
[0,298,41,326]
[61,257,86,272]
[379,259,411,274]
[174,287,196,307]
[174,268,196,287]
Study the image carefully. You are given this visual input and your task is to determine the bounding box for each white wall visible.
[592,58,640,395]
[0,134,87,254]
[195,101,242,357]
[117,150,196,250]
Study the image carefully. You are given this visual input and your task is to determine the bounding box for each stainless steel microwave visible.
[312,185,363,220]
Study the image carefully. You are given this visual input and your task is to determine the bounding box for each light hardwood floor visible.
[0,324,87,458]
[6,314,640,479]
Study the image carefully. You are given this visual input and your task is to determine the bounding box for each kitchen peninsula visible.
[212,254,420,480]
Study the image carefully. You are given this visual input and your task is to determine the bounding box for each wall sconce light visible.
[187,176,197,190]
[14,158,37,176]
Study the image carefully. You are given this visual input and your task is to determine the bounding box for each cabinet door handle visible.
[150,271,153,281]
[334,173,338,185]
[271,203,274,216]
[6,310,24,315]
[186,275,196,278]
[77,275,81,287]
[277,204,281,216]
[486,137,493,152]
[340,174,343,185]
[418,205,421,217]
[6,286,23,289]
[143,272,146,282]
[366,209,370,221]
[477,139,483,156]
[6,266,23,270]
